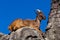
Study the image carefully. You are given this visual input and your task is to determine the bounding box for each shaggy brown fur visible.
[8,9,46,35]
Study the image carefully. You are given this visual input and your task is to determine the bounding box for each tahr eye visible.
[39,15,42,17]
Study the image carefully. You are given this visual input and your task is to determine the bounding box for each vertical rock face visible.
[45,14,60,40]
[45,0,60,40]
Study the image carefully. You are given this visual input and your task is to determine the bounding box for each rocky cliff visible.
[0,27,44,40]
[45,0,60,40]
[0,0,60,40]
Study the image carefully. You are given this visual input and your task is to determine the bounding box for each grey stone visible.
[0,27,44,40]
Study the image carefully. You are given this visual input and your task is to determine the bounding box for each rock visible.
[0,33,4,37]
[45,0,60,40]
[0,27,44,40]
[0,0,60,40]
[0,33,9,40]
[45,14,60,40]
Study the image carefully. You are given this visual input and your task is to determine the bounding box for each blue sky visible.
[0,0,51,34]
